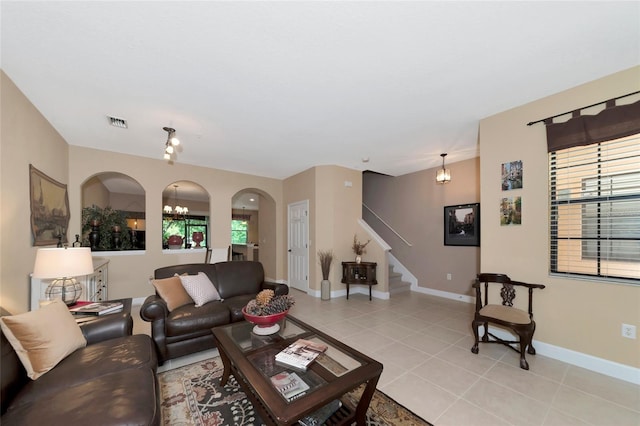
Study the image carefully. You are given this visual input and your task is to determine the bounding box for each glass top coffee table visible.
[212,315,383,426]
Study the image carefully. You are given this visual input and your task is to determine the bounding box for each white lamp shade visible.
[33,247,94,279]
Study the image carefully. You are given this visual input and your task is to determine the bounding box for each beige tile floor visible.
[132,290,640,426]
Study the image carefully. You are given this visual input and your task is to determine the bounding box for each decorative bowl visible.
[242,307,288,335]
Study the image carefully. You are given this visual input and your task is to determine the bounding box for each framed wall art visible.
[500,196,522,226]
[501,160,523,191]
[444,203,480,246]
[29,164,70,246]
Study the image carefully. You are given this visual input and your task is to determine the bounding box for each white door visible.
[288,200,309,292]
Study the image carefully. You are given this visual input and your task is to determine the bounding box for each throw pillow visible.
[179,272,222,307]
[151,276,193,311]
[0,299,87,380]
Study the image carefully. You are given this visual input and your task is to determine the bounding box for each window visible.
[163,215,209,249]
[549,134,640,282]
[231,219,247,244]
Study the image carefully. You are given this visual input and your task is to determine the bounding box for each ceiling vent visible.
[107,116,128,129]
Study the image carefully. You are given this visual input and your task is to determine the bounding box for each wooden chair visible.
[471,273,545,370]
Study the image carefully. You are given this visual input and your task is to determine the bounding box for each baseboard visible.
[481,326,640,385]
[411,285,475,304]
[406,287,639,384]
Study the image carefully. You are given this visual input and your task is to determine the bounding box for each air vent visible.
[107,116,128,129]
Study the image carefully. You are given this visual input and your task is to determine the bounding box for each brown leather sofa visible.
[1,306,160,425]
[140,260,289,365]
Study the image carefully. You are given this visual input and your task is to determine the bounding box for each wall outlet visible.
[446,273,452,280]
[621,324,636,339]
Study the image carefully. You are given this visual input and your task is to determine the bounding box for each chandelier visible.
[162,127,180,161]
[164,185,189,217]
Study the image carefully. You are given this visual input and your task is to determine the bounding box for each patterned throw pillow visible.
[179,272,222,307]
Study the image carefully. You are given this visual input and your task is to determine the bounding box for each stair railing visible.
[362,203,412,247]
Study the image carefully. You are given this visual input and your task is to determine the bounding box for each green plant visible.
[81,205,133,250]
[318,250,334,280]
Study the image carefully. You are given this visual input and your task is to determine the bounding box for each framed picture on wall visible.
[29,164,70,246]
[444,203,480,246]
[501,160,523,191]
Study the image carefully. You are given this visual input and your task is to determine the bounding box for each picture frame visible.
[29,164,70,246]
[444,203,480,246]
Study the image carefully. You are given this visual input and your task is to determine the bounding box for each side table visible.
[341,262,377,300]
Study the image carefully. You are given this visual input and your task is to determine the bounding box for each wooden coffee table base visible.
[214,316,382,426]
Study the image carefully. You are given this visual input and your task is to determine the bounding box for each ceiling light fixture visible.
[163,126,180,161]
[163,185,188,217]
[436,153,451,184]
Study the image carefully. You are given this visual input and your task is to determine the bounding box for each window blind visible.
[549,134,640,283]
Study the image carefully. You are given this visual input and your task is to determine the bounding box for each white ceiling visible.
[2,2,638,179]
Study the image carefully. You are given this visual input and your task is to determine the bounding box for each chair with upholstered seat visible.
[471,273,545,370]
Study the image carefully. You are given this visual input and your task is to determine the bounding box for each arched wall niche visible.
[162,180,210,250]
[231,188,277,278]
[81,172,145,250]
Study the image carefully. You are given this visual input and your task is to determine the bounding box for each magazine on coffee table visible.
[69,301,123,316]
[275,338,328,371]
[270,371,310,401]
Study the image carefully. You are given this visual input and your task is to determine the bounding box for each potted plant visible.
[318,249,334,300]
[352,234,370,264]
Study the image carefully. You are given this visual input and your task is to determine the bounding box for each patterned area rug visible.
[159,357,432,426]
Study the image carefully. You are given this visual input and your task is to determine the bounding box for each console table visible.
[341,261,377,300]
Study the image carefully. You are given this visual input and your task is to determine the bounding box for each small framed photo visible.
[444,203,480,246]
[501,160,523,191]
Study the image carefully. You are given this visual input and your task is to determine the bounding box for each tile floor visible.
[132,290,640,426]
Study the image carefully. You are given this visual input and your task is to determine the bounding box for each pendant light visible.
[436,153,451,184]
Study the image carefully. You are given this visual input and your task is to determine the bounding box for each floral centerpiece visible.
[352,234,370,263]
[243,290,295,335]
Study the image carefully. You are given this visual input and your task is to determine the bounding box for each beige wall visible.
[479,66,640,368]
[68,146,284,300]
[0,71,69,314]
[283,167,315,288]
[315,166,366,291]
[283,166,367,294]
[363,157,481,296]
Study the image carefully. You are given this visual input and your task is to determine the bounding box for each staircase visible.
[388,264,411,294]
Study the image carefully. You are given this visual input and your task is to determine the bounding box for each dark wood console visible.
[341,261,377,300]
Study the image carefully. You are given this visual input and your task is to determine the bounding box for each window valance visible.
[545,99,640,152]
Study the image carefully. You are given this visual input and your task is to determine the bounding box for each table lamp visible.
[32,247,94,306]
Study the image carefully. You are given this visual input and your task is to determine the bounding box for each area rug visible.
[159,357,432,426]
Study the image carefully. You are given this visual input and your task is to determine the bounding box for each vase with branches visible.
[318,249,334,300]
[352,234,370,263]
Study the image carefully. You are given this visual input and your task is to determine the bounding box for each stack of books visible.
[275,338,328,371]
[69,301,124,316]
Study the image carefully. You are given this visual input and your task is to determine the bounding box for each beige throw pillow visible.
[179,272,222,307]
[0,299,87,380]
[151,276,194,311]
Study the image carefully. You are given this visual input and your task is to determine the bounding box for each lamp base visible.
[45,278,83,306]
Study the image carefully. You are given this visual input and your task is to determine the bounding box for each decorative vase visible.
[167,235,183,249]
[321,279,331,300]
[192,231,204,248]
[242,307,288,336]
[89,220,100,250]
[355,255,362,264]
[112,225,122,250]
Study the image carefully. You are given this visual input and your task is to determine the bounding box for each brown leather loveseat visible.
[140,260,289,365]
[0,306,160,425]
